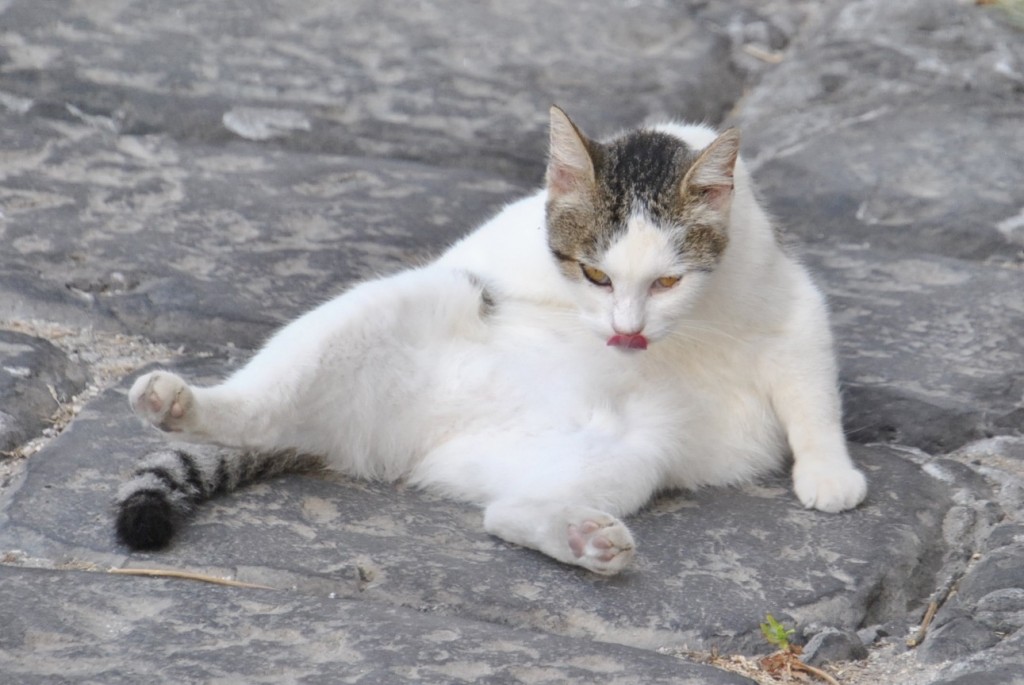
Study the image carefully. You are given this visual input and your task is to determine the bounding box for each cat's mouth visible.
[607,334,649,351]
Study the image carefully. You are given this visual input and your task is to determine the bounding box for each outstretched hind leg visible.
[483,500,636,575]
[418,427,666,575]
[130,371,199,434]
[129,267,492,456]
[129,370,260,447]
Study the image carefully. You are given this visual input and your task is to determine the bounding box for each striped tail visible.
[115,446,324,550]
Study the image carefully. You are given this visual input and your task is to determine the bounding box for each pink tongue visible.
[607,334,648,350]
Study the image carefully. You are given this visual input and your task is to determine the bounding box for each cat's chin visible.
[607,333,649,350]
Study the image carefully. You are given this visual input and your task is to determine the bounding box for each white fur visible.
[129,122,867,575]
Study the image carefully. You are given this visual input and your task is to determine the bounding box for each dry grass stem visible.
[109,567,275,590]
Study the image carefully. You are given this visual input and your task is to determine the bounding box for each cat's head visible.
[544,106,739,351]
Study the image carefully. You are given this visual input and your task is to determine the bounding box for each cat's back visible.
[437,191,573,305]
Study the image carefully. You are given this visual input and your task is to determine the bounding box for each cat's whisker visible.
[666,321,747,347]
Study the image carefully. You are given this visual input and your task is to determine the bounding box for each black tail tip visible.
[116,491,178,550]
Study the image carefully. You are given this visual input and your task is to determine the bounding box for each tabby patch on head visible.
[543,107,740,348]
[545,106,737,277]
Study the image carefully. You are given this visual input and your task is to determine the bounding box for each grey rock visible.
[957,546,1024,605]
[0,565,755,685]
[0,0,1022,680]
[923,540,1024,659]
[949,438,1024,535]
[732,0,1024,454]
[812,244,1024,454]
[727,0,1024,456]
[856,624,886,646]
[0,330,88,452]
[0,0,762,183]
[0,105,525,349]
[985,523,1024,553]
[800,628,868,666]
[930,627,1024,684]
[736,0,1024,263]
[975,588,1024,636]
[930,665,1024,685]
[0,361,957,655]
[0,410,26,454]
[918,617,1000,664]
[0,0,815,348]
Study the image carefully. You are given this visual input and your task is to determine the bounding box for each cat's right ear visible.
[681,128,740,214]
[546,106,596,199]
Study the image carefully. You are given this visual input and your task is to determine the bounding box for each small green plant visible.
[759,613,796,652]
[758,613,841,685]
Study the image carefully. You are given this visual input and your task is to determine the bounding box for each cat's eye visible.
[580,264,612,287]
[653,275,681,290]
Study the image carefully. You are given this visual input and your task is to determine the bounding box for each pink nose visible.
[607,333,648,350]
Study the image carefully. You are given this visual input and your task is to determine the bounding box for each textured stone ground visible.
[1,1,1022,683]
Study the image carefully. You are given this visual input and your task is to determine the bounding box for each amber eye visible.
[653,275,681,289]
[580,263,612,287]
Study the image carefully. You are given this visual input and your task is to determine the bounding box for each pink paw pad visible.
[568,520,617,561]
[145,392,165,414]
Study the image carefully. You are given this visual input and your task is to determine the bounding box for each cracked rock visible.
[918,617,1001,664]
[800,628,868,666]
[0,330,88,453]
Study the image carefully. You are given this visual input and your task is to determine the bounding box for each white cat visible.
[117,107,867,575]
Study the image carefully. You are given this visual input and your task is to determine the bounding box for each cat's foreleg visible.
[768,327,867,513]
[483,500,636,575]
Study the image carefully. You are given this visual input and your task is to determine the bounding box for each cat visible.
[115,106,867,575]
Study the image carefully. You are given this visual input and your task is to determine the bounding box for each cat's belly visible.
[411,317,787,498]
[298,264,785,491]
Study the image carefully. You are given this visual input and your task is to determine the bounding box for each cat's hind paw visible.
[568,513,636,576]
[793,462,867,513]
[129,371,195,433]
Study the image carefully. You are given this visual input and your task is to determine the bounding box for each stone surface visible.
[1,0,1023,683]
[945,673,1024,685]
[0,0,813,182]
[729,12,1024,682]
[800,628,869,666]
[930,662,1024,685]
[0,330,87,453]
[0,361,958,655]
[921,517,1024,664]
[0,565,754,685]
[918,617,1001,664]
[735,0,1024,456]
[0,104,525,349]
[0,0,807,349]
[806,245,1024,454]
[737,0,1024,263]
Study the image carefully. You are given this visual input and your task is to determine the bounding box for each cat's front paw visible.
[129,371,195,433]
[793,462,867,513]
[567,513,635,575]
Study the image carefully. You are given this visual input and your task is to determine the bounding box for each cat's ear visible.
[681,128,740,213]
[546,106,596,199]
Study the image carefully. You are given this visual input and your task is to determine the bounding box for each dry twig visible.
[760,650,842,685]
[109,567,274,590]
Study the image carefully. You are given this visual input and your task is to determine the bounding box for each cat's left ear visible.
[681,128,740,213]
